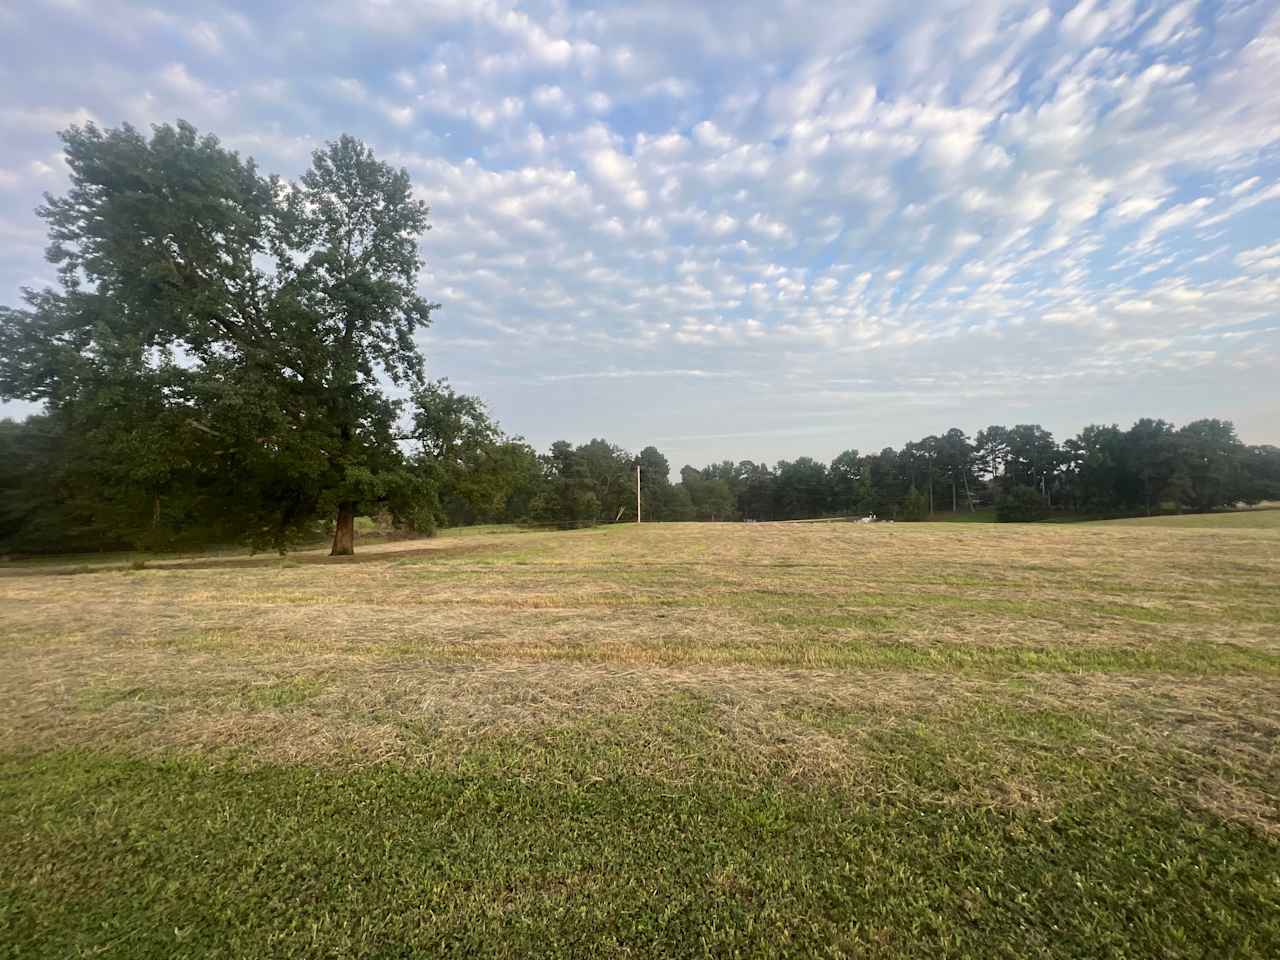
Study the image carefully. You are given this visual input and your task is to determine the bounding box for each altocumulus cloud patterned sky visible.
[1,0,1278,470]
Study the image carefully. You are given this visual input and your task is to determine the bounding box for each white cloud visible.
[585,142,648,209]
[709,212,737,236]
[693,121,734,151]
[1236,242,1280,273]
[187,21,222,55]
[1135,197,1213,250]
[384,104,414,127]
[1143,1,1196,48]
[1,0,1279,457]
[531,85,569,111]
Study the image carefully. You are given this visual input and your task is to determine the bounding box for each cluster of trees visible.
[16,381,1272,551]
[2,120,1277,556]
[0,121,477,556]
[6,309,1278,551]
[407,415,1280,528]
[491,417,1276,529]
[664,420,1280,523]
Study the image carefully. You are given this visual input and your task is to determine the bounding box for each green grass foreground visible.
[4,751,1276,959]
[2,513,1279,956]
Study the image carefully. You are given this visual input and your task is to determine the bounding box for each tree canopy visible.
[1,121,437,554]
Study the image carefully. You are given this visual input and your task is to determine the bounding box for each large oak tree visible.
[0,120,436,554]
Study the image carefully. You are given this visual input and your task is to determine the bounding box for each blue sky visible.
[1,0,1278,470]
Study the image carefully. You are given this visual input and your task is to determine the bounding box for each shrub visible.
[996,484,1049,522]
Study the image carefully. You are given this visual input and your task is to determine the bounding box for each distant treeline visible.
[4,399,1278,554]
[496,418,1280,527]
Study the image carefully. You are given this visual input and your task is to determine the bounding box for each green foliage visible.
[530,439,679,527]
[529,441,606,528]
[666,416,1278,527]
[773,457,830,519]
[0,121,437,554]
[659,483,696,521]
[827,448,862,513]
[636,445,672,520]
[679,464,736,520]
[996,484,1050,522]
[899,484,929,521]
[1243,445,1280,503]
[1177,418,1248,513]
[0,416,105,554]
[408,379,542,529]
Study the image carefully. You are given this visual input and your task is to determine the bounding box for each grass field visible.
[3,512,1279,957]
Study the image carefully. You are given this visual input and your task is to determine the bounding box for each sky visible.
[1,0,1279,472]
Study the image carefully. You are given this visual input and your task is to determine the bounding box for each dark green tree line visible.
[668,419,1278,524]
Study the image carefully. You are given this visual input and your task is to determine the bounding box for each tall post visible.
[636,464,641,523]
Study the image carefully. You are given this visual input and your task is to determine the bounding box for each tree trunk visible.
[331,501,356,556]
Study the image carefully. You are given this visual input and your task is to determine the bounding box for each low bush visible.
[996,484,1050,522]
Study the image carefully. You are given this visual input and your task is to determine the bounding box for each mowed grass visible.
[2,514,1279,957]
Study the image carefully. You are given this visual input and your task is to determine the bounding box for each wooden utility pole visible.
[636,464,641,523]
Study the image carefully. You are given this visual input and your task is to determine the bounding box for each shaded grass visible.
[925,507,998,522]
[1088,506,1280,529]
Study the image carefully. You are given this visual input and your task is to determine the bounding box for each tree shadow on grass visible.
[1,540,498,578]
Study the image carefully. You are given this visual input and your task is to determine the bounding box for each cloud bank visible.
[1,0,1278,466]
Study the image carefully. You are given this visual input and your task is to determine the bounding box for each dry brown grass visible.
[6,520,1278,656]
[4,519,1279,830]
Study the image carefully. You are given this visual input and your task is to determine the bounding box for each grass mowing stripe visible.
[2,751,1277,959]
[3,518,1278,956]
